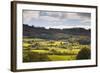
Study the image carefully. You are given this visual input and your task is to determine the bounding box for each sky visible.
[23,10,91,29]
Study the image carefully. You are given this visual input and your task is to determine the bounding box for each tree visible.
[76,47,91,60]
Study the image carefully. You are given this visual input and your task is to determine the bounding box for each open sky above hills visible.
[23,10,91,29]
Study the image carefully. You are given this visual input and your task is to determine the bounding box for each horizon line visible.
[23,24,91,30]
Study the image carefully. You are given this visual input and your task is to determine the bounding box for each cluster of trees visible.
[23,51,51,62]
[23,24,91,40]
[76,48,91,59]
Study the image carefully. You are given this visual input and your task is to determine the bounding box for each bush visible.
[23,51,51,62]
[76,48,91,60]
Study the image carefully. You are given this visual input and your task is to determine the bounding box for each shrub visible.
[76,48,91,60]
[23,51,51,62]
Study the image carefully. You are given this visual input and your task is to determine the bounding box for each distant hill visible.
[23,24,91,40]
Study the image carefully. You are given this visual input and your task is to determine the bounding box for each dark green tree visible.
[76,48,91,60]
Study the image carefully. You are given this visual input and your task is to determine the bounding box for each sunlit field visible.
[23,37,90,62]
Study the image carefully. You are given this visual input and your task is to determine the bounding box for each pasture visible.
[23,37,90,62]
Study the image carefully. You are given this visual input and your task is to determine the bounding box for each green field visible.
[48,55,76,61]
[23,37,90,62]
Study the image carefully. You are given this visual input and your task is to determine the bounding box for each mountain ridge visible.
[23,24,91,40]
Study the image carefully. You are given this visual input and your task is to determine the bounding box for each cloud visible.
[39,11,62,21]
[39,16,60,21]
[39,12,82,20]
[40,11,62,18]
[62,13,81,19]
[78,13,91,19]
[23,10,91,29]
[23,10,40,23]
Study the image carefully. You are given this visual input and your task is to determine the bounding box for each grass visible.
[23,48,79,61]
[48,55,76,61]
[23,38,90,62]
[29,48,80,55]
[23,43,30,47]
[31,50,49,53]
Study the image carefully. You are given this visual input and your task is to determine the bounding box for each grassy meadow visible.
[23,36,90,62]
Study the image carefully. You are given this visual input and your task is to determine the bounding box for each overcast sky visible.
[23,10,91,29]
